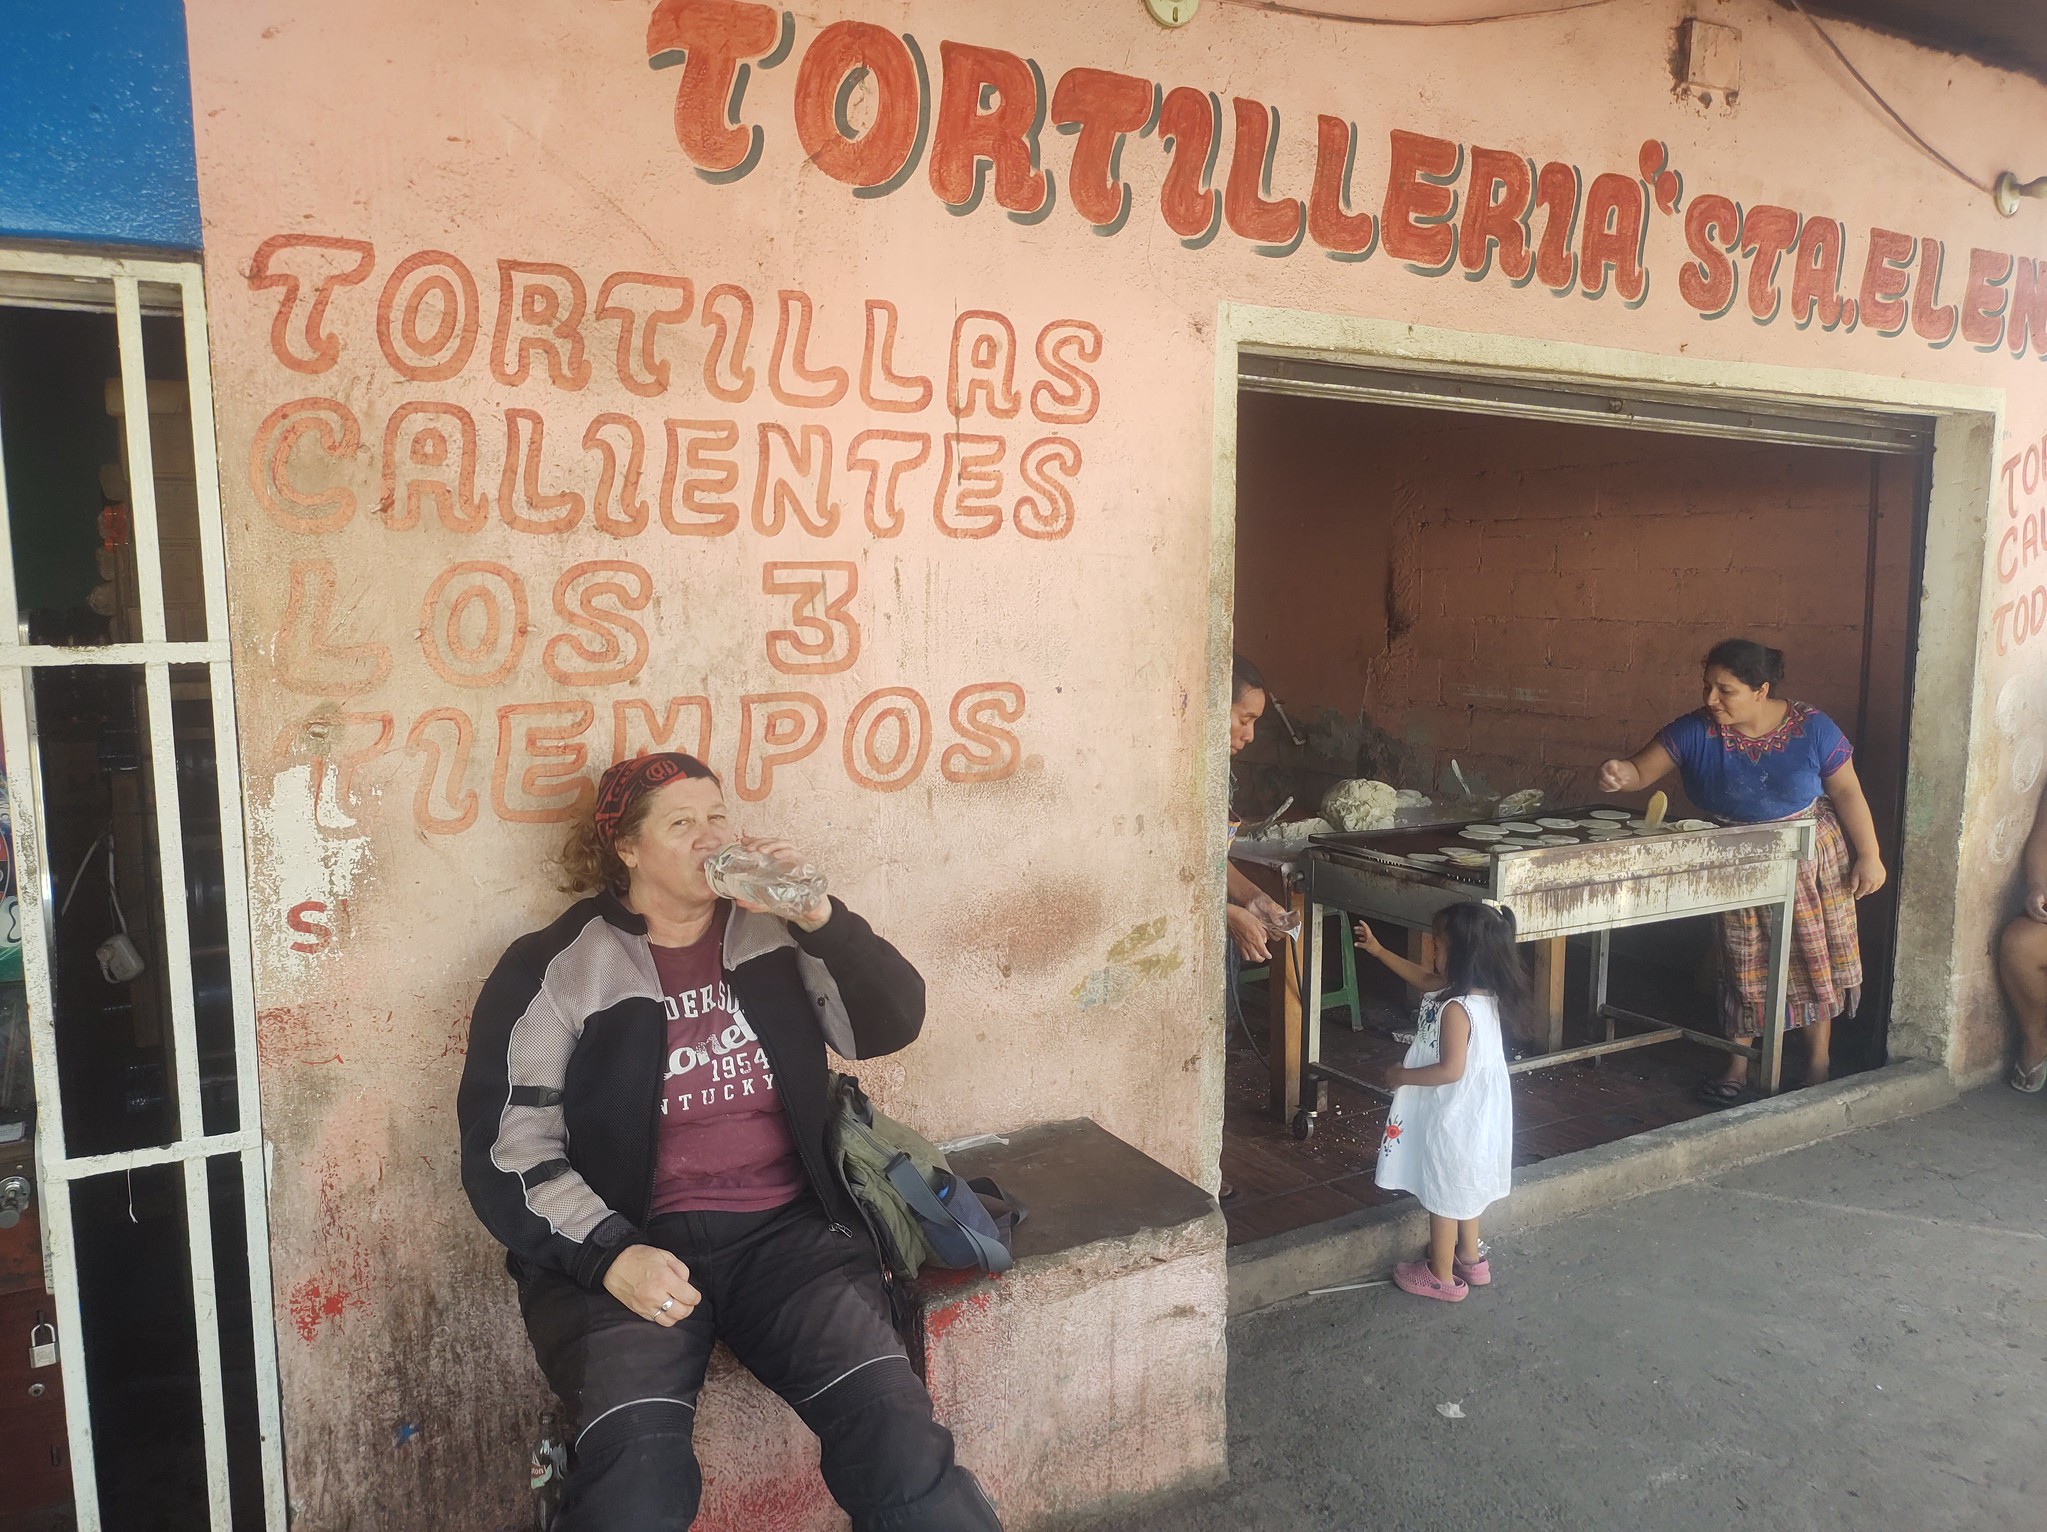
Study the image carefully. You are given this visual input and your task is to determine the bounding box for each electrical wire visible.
[1217,0,1992,200]
[1216,0,1622,26]
[1785,0,1992,195]
[58,831,107,918]
[1225,928,1271,1063]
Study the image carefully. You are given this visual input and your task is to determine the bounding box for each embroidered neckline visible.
[1707,701,1811,764]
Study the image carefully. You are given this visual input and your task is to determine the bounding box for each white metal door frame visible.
[0,245,285,1532]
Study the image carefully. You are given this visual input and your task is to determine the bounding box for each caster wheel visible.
[1291,1110,1316,1142]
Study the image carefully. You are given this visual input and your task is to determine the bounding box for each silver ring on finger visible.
[657,1297,676,1315]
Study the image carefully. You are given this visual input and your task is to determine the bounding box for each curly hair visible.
[558,798,649,895]
[557,754,722,895]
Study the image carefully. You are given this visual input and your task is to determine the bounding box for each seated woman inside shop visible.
[1226,654,1292,967]
[1598,639,1887,1101]
[456,752,1000,1531]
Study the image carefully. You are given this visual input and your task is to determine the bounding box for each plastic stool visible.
[1239,909,1364,1031]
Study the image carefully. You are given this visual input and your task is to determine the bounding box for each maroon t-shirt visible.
[648,908,808,1215]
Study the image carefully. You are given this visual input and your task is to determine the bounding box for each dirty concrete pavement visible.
[1100,1086,2047,1532]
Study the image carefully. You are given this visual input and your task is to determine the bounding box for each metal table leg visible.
[1404,926,1432,999]
[1757,889,1794,1095]
[1267,886,1306,1122]
[1293,901,1326,1137]
[1532,937,1567,1053]
[1593,927,1614,1040]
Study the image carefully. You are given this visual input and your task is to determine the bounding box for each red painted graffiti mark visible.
[696,1463,840,1528]
[923,1289,994,1344]
[287,1274,364,1343]
[285,898,342,954]
[255,1005,344,1073]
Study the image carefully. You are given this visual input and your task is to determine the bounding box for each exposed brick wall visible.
[1237,397,1912,814]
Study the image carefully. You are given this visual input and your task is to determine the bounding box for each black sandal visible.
[1694,1078,1747,1105]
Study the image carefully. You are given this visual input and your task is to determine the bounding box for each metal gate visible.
[0,248,286,1530]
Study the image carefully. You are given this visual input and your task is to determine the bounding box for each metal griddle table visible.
[1257,809,1814,1138]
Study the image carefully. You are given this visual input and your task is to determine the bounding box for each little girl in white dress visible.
[1356,900,1524,1301]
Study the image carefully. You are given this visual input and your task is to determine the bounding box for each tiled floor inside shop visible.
[1219,933,1833,1247]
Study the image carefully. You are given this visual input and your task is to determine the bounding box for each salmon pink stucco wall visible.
[180,0,2047,1521]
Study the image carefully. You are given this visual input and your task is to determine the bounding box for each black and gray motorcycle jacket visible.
[457,889,925,1289]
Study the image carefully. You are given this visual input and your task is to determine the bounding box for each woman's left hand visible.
[1246,892,1288,930]
[1849,854,1888,899]
[731,836,832,930]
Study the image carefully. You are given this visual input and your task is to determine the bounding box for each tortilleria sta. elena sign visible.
[645,0,2047,359]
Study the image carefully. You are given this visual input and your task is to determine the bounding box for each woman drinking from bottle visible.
[1597,639,1886,1102]
[457,752,1000,1531]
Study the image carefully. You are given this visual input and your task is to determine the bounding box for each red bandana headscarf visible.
[592,753,713,851]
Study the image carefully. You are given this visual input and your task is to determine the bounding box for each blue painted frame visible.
[0,0,202,250]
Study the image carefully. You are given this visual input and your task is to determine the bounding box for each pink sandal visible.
[1393,1260,1467,1302]
[1452,1253,1491,1286]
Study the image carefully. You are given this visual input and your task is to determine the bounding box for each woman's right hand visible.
[1597,758,1636,794]
[603,1244,702,1326]
[1226,904,1272,963]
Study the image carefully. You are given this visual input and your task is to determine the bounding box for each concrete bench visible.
[689,1118,1228,1530]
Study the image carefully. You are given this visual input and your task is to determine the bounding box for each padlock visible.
[29,1322,56,1369]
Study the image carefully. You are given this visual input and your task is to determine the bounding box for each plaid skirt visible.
[1717,796,1863,1037]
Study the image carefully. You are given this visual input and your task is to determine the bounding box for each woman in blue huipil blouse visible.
[1599,639,1886,1101]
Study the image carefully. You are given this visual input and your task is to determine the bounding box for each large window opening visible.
[1221,365,1927,1248]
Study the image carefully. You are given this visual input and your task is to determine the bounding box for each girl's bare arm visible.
[1355,921,1445,991]
[1390,1000,1471,1088]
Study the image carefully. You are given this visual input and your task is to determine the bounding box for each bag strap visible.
[882,1156,1014,1274]
[965,1176,1027,1234]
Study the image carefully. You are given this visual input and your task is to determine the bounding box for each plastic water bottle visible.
[1262,906,1302,940]
[705,843,828,920]
[530,1411,567,1530]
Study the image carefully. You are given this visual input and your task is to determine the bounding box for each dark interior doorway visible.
[1230,386,1925,1079]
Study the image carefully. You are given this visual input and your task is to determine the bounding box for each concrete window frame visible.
[1204,300,2002,1130]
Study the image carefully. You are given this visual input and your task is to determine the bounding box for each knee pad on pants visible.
[560,1400,700,1532]
[853,1465,1002,1532]
[803,1360,999,1528]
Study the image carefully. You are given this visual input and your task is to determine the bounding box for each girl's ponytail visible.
[1436,900,1534,1035]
